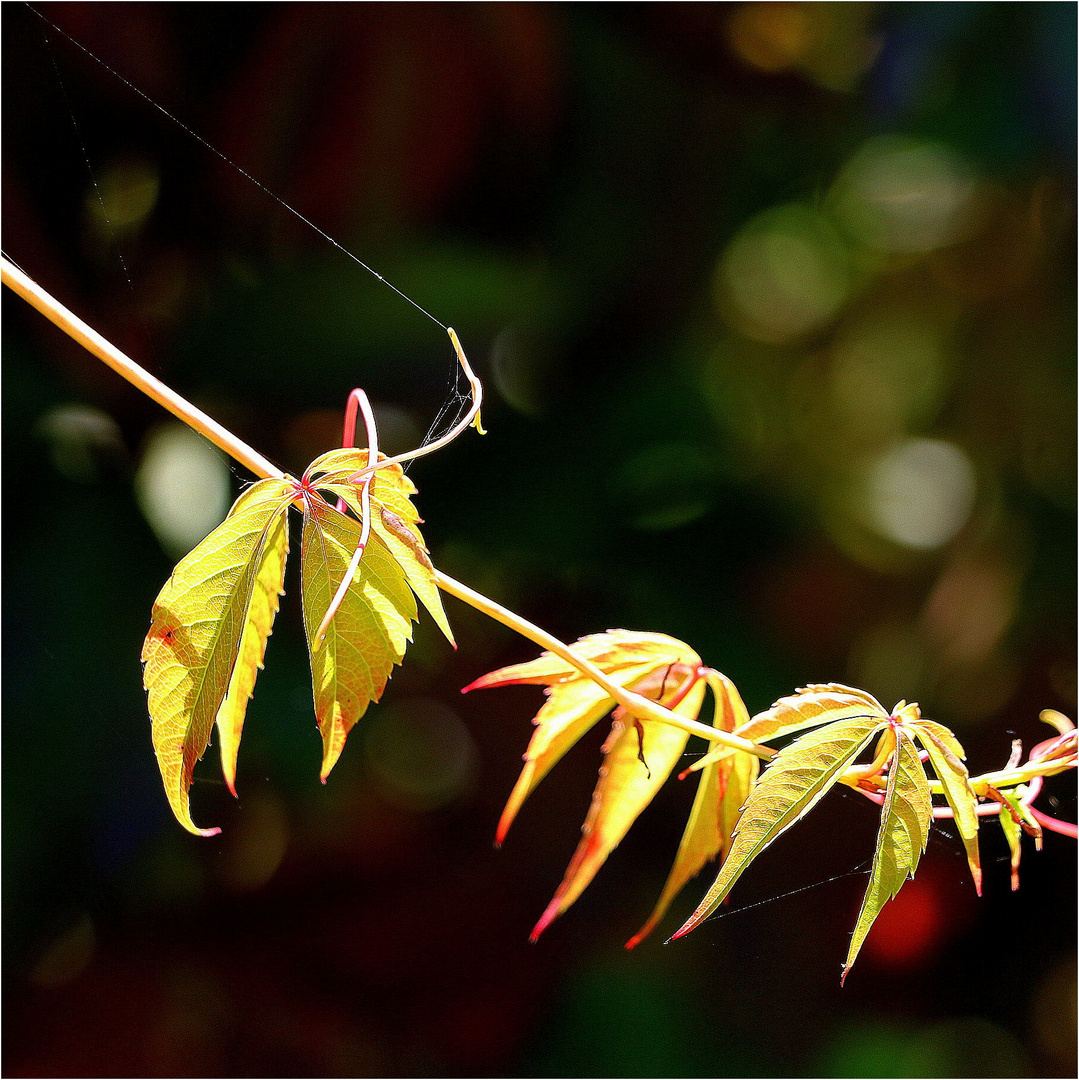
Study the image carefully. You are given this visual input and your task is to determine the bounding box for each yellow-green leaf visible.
[687,682,889,776]
[214,482,290,797]
[530,668,708,940]
[673,712,887,939]
[301,497,417,780]
[142,477,294,835]
[739,683,889,743]
[627,671,758,948]
[496,666,662,845]
[913,719,981,895]
[306,448,453,644]
[464,630,700,844]
[842,728,931,983]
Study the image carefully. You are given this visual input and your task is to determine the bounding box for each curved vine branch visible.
[0,256,771,759]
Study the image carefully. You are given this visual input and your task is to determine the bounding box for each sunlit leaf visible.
[215,482,290,798]
[142,477,294,835]
[913,718,981,894]
[741,683,888,742]
[305,448,453,643]
[464,631,700,844]
[530,666,708,940]
[627,671,758,948]
[464,630,696,690]
[492,668,660,845]
[842,728,931,983]
[301,497,417,780]
[673,712,887,939]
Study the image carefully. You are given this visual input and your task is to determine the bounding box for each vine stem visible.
[436,572,771,757]
[1,256,772,759]
[2,257,282,480]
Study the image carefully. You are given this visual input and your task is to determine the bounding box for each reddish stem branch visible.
[335,387,366,512]
[1030,809,1079,839]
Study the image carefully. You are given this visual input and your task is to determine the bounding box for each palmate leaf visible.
[142,477,293,835]
[530,666,708,941]
[627,671,758,949]
[842,727,931,983]
[464,630,696,689]
[672,712,888,940]
[463,631,700,844]
[464,631,707,935]
[491,672,660,845]
[300,497,417,780]
[144,441,456,829]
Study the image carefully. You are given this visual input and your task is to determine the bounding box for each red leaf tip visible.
[530,900,562,943]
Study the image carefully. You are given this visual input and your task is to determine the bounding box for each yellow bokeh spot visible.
[718,203,851,343]
[728,2,812,73]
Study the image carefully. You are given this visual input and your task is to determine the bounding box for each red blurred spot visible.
[863,877,943,970]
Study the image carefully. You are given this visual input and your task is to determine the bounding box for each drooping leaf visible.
[490,668,661,845]
[300,496,417,780]
[463,631,701,844]
[842,728,932,983]
[686,683,889,775]
[142,477,294,835]
[215,482,290,797]
[305,448,453,643]
[530,666,708,940]
[672,712,888,939]
[627,671,758,948]
[913,718,981,894]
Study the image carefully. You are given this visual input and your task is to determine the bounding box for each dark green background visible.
[4,3,1075,1076]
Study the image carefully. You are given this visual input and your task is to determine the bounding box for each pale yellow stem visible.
[2,257,282,481]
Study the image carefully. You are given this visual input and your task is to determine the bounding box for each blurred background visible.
[3,3,1075,1076]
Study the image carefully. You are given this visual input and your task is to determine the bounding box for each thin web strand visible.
[666,859,873,938]
[38,21,133,291]
[25,4,448,332]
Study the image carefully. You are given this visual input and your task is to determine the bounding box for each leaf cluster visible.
[469,660,1076,981]
[142,452,451,835]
